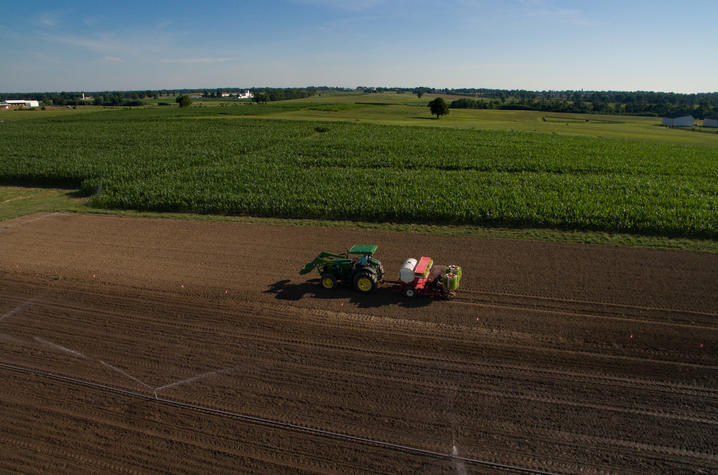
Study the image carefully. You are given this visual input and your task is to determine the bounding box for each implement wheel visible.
[320,273,337,290]
[353,270,378,294]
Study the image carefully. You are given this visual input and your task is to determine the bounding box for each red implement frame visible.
[414,256,432,277]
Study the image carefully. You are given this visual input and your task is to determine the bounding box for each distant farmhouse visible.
[0,99,40,109]
[703,117,718,128]
[238,90,253,99]
[661,114,694,127]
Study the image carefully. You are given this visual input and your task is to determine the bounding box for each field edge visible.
[2,185,716,255]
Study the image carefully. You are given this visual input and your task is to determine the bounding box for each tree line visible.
[358,87,718,119]
[0,90,181,107]
[447,94,717,119]
[249,87,316,102]
[3,86,716,117]
[442,89,718,119]
[0,87,326,107]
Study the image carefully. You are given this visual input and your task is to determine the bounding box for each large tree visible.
[253,92,269,104]
[176,95,192,108]
[428,97,449,119]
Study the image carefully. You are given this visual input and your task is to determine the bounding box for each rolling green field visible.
[1,100,716,239]
[191,92,718,147]
[8,92,716,145]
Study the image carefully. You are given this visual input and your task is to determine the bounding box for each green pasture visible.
[257,93,718,147]
[0,186,87,221]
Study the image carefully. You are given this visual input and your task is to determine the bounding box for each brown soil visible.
[1,213,717,473]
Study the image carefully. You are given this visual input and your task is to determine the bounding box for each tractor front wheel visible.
[320,273,337,290]
[404,287,416,298]
[353,270,378,294]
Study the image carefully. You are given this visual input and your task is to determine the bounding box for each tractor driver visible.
[356,254,370,269]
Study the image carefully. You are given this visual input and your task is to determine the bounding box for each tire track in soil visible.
[2,279,714,369]
[0,369,531,475]
[3,283,716,401]
[4,306,718,470]
[2,281,717,426]
[454,293,718,330]
[2,366,713,475]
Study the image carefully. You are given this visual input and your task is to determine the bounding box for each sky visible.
[1,0,716,93]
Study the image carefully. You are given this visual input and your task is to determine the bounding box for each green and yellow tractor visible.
[300,244,385,294]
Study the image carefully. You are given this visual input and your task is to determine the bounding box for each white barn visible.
[662,114,694,127]
[0,99,40,108]
[703,117,718,128]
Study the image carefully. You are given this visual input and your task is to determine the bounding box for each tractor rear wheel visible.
[353,270,378,294]
[320,273,337,289]
[376,261,385,281]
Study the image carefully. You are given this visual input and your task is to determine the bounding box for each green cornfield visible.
[1,107,716,237]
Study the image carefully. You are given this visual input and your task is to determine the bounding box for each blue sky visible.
[1,0,716,93]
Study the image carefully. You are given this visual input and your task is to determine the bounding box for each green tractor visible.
[300,244,385,294]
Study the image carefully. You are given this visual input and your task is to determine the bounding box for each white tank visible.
[399,258,418,283]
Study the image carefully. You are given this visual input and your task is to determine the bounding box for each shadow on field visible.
[265,279,433,309]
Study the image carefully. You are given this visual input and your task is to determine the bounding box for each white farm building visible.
[0,99,40,109]
[703,117,718,128]
[662,114,694,127]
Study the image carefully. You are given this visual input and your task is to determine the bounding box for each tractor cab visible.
[348,244,377,268]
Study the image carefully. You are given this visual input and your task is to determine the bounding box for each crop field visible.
[1,213,717,473]
[1,105,716,238]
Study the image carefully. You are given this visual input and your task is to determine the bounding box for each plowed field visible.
[1,213,717,473]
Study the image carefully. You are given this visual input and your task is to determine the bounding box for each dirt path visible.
[1,213,717,473]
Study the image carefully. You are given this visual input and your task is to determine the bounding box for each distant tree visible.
[428,97,449,119]
[414,87,429,98]
[176,95,192,108]
[694,102,712,120]
[253,92,269,104]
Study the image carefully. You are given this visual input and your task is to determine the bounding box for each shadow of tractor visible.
[265,279,433,309]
